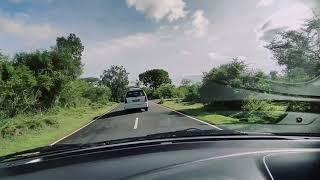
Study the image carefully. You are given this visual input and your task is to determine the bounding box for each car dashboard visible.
[0,136,320,180]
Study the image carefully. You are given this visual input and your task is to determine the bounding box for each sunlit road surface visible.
[59,101,219,144]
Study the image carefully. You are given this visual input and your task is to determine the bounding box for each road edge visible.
[50,103,120,145]
[151,101,222,130]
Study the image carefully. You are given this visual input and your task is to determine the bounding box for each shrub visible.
[183,84,200,102]
[142,88,160,99]
[43,117,59,127]
[175,86,188,98]
[238,97,287,124]
[0,62,38,118]
[25,120,44,130]
[159,98,164,104]
[83,85,111,104]
[58,80,89,107]
[287,101,311,112]
[1,126,19,138]
[157,84,176,98]
[242,98,277,112]
[0,34,86,118]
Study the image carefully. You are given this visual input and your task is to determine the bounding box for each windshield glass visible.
[0,0,319,157]
[126,90,145,97]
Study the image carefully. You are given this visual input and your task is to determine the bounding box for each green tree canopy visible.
[202,58,248,87]
[138,69,171,89]
[100,65,129,102]
[266,15,320,79]
[11,33,84,108]
[55,33,84,79]
[157,84,176,98]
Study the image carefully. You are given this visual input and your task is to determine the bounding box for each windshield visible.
[0,0,319,157]
[126,90,145,98]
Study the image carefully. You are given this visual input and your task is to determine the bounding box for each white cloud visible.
[126,0,187,22]
[180,49,191,56]
[188,10,210,38]
[256,0,274,8]
[0,15,60,42]
[86,33,160,56]
[255,2,313,45]
[82,27,216,80]
[208,52,229,60]
[236,55,247,60]
[82,32,163,77]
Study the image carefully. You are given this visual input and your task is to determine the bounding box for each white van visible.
[124,88,148,111]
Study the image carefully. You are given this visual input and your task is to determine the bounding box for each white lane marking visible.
[50,104,120,145]
[134,118,139,129]
[26,158,42,164]
[151,101,222,130]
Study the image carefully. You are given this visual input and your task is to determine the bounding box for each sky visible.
[0,0,319,84]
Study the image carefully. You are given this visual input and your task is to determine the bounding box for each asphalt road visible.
[59,101,219,144]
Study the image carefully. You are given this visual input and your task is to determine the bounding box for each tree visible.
[269,71,278,80]
[139,69,171,89]
[266,15,320,78]
[100,65,129,102]
[134,79,142,87]
[183,84,200,102]
[202,58,248,87]
[12,33,85,108]
[198,59,274,103]
[181,78,192,86]
[0,61,38,117]
[286,67,310,82]
[55,33,84,79]
[157,84,176,98]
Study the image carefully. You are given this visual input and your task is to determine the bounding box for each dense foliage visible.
[266,15,320,80]
[0,34,112,119]
[139,69,171,89]
[100,65,129,102]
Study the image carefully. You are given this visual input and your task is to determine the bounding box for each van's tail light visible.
[144,96,147,102]
[125,99,127,103]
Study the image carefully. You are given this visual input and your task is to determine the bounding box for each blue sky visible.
[0,0,319,83]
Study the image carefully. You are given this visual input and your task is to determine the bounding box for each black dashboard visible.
[1,136,320,180]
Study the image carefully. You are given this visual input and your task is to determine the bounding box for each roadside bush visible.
[157,84,176,98]
[0,62,38,118]
[25,120,44,130]
[0,115,60,139]
[202,59,248,87]
[83,85,111,104]
[237,97,287,124]
[183,84,200,102]
[175,86,188,98]
[43,117,59,127]
[242,97,277,112]
[159,98,165,104]
[287,101,311,112]
[58,80,89,107]
[1,125,19,138]
[141,87,159,99]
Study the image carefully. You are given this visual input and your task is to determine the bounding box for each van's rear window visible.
[126,90,144,97]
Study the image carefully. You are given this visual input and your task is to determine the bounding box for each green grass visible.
[162,101,287,125]
[0,103,118,156]
[162,101,239,124]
